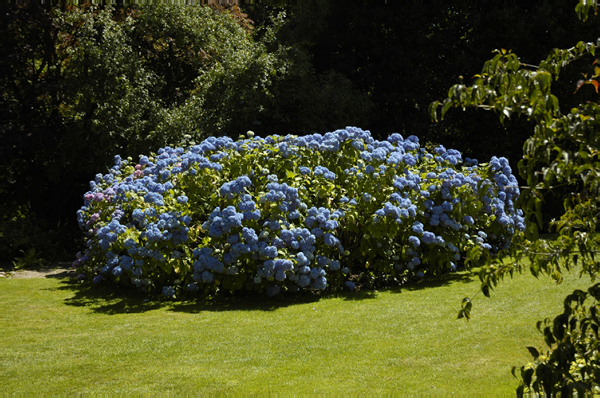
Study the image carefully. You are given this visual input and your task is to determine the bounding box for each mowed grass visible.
[0,266,591,394]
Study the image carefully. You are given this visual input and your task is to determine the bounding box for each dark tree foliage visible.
[0,4,280,261]
[309,3,597,153]
[0,6,74,260]
[241,4,374,137]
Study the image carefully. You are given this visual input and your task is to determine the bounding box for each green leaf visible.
[526,222,539,241]
[429,100,440,122]
[457,309,469,320]
[285,170,296,179]
[526,346,540,359]
[538,71,553,94]
[522,368,534,387]
[508,53,520,71]
[545,94,560,115]
[441,98,454,119]
[534,196,543,229]
[511,366,518,379]
[543,326,556,346]
[553,314,567,340]
[530,259,540,278]
[481,284,491,298]
[458,297,473,320]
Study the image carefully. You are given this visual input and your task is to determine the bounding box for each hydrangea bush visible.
[73,126,524,298]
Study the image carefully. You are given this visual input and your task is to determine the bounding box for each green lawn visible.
[0,267,591,394]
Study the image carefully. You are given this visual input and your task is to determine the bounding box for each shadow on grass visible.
[53,277,325,315]
[51,267,478,315]
[398,269,478,292]
[48,278,161,315]
[168,291,323,314]
[329,268,478,298]
[46,270,77,279]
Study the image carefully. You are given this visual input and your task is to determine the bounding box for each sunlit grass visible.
[0,266,591,394]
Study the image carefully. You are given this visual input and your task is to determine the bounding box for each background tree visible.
[240,4,374,137]
[0,5,69,261]
[0,4,281,261]
[430,1,600,394]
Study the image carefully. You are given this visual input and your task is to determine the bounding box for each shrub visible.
[73,127,524,298]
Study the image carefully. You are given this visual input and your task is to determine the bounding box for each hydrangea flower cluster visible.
[74,126,524,298]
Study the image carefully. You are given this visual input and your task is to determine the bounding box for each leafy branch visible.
[431,1,600,393]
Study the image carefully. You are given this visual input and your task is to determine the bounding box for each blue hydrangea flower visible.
[162,286,175,298]
[266,285,281,297]
[408,236,420,247]
[311,276,327,290]
[412,221,424,235]
[330,260,341,271]
[324,233,340,247]
[242,227,259,244]
[421,231,435,244]
[202,271,214,283]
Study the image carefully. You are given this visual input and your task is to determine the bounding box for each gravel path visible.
[0,262,75,279]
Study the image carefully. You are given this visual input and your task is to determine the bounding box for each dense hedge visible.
[74,127,524,297]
